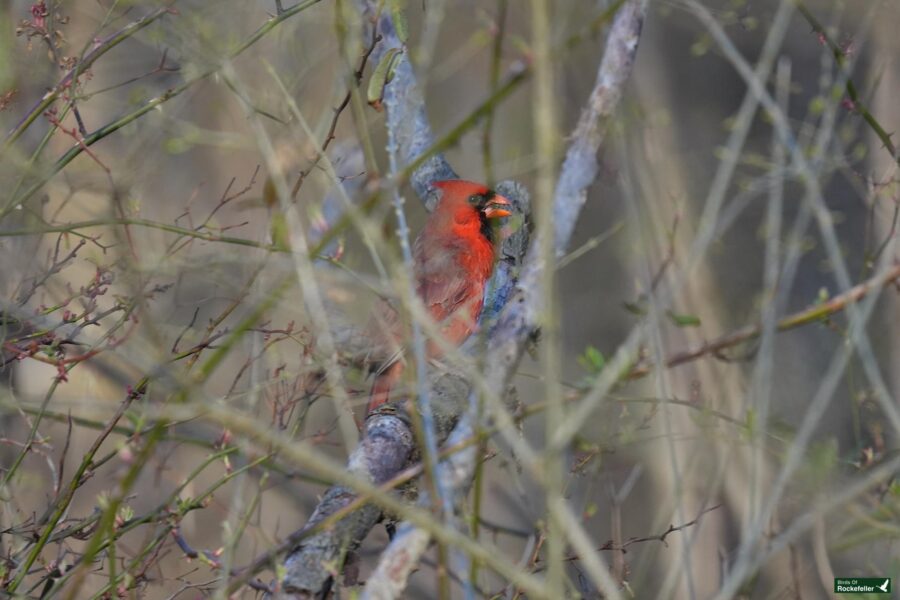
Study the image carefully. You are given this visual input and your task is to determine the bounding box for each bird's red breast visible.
[366,180,511,414]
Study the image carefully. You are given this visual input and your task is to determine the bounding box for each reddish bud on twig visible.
[30,2,48,29]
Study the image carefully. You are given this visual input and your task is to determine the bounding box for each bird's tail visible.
[367,360,404,414]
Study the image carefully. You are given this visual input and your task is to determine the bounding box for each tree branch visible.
[280,415,416,595]
[361,410,479,600]
[626,261,900,378]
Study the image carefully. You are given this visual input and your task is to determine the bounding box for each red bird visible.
[366,180,512,414]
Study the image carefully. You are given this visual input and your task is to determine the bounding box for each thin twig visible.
[625,262,900,379]
[795,1,899,165]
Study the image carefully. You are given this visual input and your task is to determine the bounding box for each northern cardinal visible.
[366,180,512,414]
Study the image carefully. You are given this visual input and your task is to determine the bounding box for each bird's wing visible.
[413,236,474,323]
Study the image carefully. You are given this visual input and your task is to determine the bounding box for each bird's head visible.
[431,180,512,243]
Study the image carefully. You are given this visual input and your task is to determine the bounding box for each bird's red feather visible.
[365,180,508,413]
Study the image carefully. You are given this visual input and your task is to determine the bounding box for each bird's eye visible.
[468,194,481,206]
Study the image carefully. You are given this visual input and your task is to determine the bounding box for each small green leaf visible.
[622,300,646,316]
[275,562,287,582]
[829,83,844,100]
[690,33,711,56]
[164,136,192,155]
[366,48,402,111]
[270,214,290,251]
[118,504,134,523]
[806,438,839,483]
[389,0,409,44]
[809,96,826,116]
[743,407,757,439]
[666,310,701,327]
[889,480,900,498]
[577,345,607,373]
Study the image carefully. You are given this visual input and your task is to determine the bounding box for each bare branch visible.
[551,0,646,256]
[626,261,900,378]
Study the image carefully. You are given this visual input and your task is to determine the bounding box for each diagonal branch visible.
[626,261,900,379]
[280,414,416,596]
[361,409,479,600]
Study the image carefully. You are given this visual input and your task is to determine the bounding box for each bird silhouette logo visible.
[877,579,890,592]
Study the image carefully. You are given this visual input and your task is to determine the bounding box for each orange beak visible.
[483,194,512,219]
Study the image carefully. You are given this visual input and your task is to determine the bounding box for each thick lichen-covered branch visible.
[280,415,416,595]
